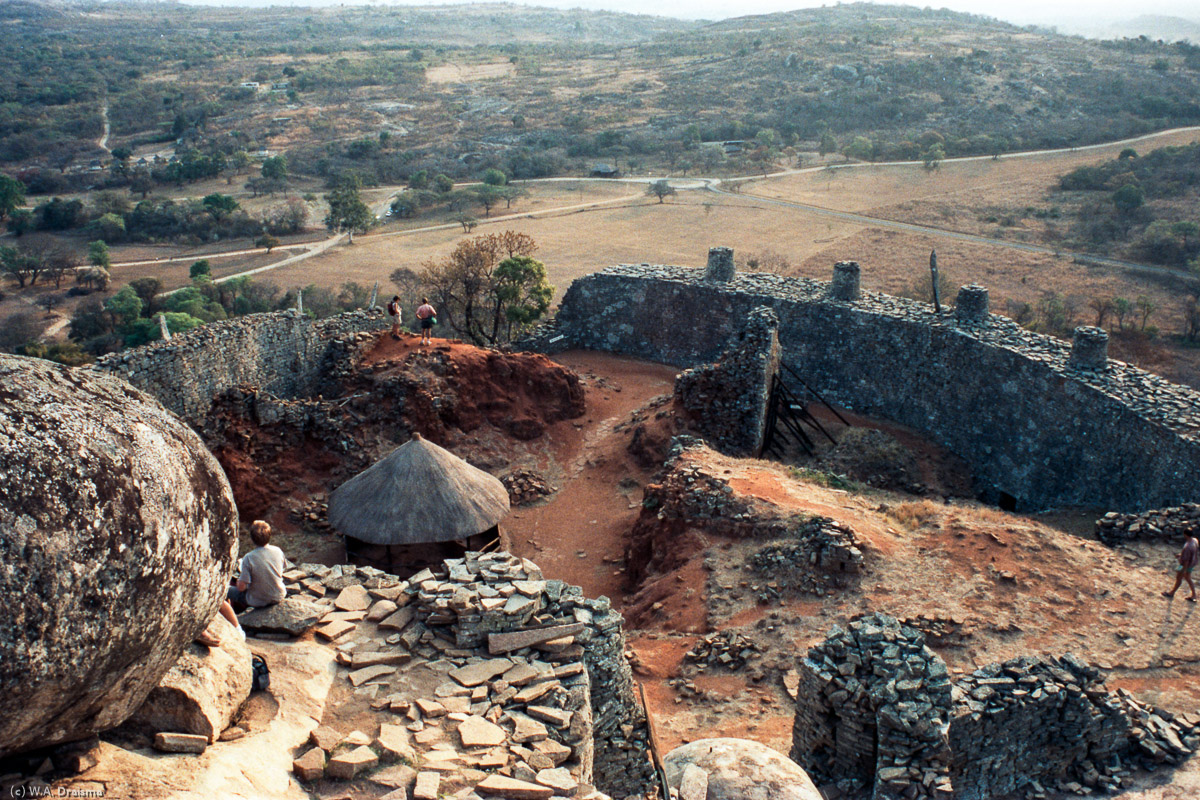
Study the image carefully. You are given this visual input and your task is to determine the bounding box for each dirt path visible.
[504,351,677,606]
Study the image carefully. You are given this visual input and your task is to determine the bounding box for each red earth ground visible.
[207,335,1200,797]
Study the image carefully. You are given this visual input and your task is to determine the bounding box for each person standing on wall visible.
[416,297,437,346]
[1163,533,1199,602]
[387,295,403,340]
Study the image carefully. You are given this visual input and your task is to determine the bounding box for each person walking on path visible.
[387,295,403,340]
[416,297,437,345]
[1163,534,1199,602]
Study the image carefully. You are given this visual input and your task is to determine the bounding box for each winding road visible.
[108,125,1200,291]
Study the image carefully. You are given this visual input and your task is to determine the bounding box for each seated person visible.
[227,520,287,612]
[195,600,244,648]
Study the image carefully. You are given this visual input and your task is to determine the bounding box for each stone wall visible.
[92,309,388,427]
[790,614,1197,800]
[674,306,781,456]
[1096,503,1200,545]
[524,261,1200,511]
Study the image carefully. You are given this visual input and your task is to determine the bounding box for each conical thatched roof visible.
[328,433,510,545]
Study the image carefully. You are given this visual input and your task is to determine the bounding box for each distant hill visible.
[1049,14,1200,43]
[2,1,1199,193]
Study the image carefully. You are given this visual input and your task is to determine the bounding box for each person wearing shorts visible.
[416,297,437,345]
[387,295,403,340]
[1163,534,1199,602]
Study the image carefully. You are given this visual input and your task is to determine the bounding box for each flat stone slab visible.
[309,725,344,751]
[488,624,585,655]
[376,723,415,762]
[449,658,514,687]
[526,705,572,728]
[334,584,372,612]
[349,664,396,687]
[326,745,378,779]
[292,746,326,781]
[379,606,417,632]
[372,764,419,789]
[239,597,325,636]
[153,732,207,754]
[413,771,441,800]
[351,651,411,668]
[531,738,571,766]
[457,715,507,748]
[511,714,548,743]
[475,775,553,799]
[366,599,399,621]
[535,767,578,795]
[315,619,356,641]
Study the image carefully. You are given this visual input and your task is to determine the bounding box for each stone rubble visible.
[502,469,557,506]
[274,552,652,799]
[1095,503,1200,545]
[791,614,1196,800]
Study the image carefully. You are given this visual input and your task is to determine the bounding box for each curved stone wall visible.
[93,309,387,427]
[531,263,1200,511]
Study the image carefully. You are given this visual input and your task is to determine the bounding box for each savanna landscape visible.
[5,1,1200,799]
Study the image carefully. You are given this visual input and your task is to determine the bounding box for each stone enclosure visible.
[523,253,1200,511]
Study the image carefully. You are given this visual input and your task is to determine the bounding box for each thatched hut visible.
[328,433,510,573]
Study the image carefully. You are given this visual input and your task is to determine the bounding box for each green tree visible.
[256,233,281,253]
[818,131,836,157]
[324,180,373,243]
[433,174,455,194]
[482,168,507,186]
[88,240,111,269]
[1118,148,1139,160]
[494,255,553,338]
[922,143,946,170]
[0,175,25,224]
[104,286,143,328]
[1112,184,1144,213]
[408,170,429,190]
[646,179,676,203]
[190,259,212,280]
[261,155,288,181]
[418,231,541,345]
[474,185,503,217]
[129,277,163,316]
[843,136,875,162]
[0,245,31,288]
[202,193,239,218]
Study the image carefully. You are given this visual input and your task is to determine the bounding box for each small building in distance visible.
[328,433,510,575]
[590,163,620,178]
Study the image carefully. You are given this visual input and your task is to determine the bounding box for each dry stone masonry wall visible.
[674,306,781,456]
[1096,502,1200,545]
[524,258,1200,511]
[93,309,388,427]
[790,615,1197,800]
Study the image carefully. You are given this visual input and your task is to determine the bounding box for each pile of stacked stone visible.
[1095,503,1200,545]
[949,654,1130,798]
[502,470,556,506]
[265,551,653,798]
[685,631,760,670]
[640,438,759,537]
[790,614,954,800]
[295,496,332,532]
[673,306,782,457]
[749,516,864,585]
[791,615,1197,800]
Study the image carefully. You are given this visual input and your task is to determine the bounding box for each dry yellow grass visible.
[425,61,515,83]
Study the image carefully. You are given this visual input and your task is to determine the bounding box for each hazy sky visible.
[181,0,1200,27]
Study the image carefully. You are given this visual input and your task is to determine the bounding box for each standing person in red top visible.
[1163,534,1199,602]
[415,297,437,345]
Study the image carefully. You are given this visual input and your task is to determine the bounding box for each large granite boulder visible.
[664,738,823,800]
[127,617,253,742]
[240,596,325,636]
[0,355,238,756]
